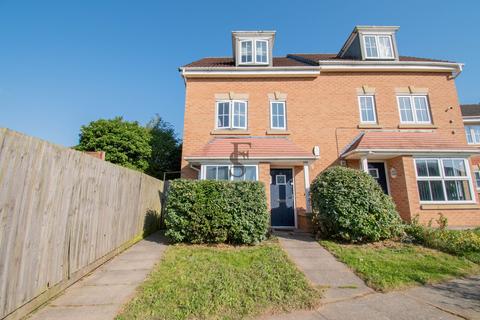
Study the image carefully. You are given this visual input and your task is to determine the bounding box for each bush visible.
[405,215,480,263]
[165,179,269,244]
[310,166,402,242]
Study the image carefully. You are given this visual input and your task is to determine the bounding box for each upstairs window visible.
[239,39,269,64]
[397,95,431,124]
[240,41,253,63]
[270,101,286,129]
[415,158,473,203]
[363,35,394,59]
[358,95,377,123]
[465,125,480,144]
[216,100,248,130]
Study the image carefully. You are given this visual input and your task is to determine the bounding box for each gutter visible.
[341,148,480,158]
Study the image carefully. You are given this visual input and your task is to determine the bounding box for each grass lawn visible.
[321,240,480,291]
[116,241,321,320]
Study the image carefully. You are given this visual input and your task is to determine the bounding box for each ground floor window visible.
[202,164,257,181]
[414,158,474,203]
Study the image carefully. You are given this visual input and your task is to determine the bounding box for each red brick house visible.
[180,26,480,229]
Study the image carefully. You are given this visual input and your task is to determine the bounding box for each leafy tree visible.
[146,115,182,178]
[76,115,181,179]
[76,117,152,171]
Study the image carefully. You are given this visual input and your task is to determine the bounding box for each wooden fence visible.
[0,128,165,319]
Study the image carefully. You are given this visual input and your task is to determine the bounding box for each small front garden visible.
[311,166,480,291]
[321,240,479,291]
[116,242,321,320]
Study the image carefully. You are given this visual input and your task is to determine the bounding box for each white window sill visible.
[266,129,290,135]
[420,203,479,210]
[398,124,437,129]
[358,123,382,129]
[210,129,250,135]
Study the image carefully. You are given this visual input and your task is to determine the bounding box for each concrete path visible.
[270,232,480,320]
[28,232,168,320]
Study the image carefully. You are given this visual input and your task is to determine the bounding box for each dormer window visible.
[232,31,275,66]
[239,39,269,65]
[363,35,394,59]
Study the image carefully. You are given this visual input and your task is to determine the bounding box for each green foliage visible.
[76,115,181,178]
[145,114,182,176]
[405,215,480,263]
[322,240,480,291]
[165,179,269,245]
[76,117,151,171]
[310,166,402,242]
[116,243,321,320]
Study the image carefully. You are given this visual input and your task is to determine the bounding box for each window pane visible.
[417,181,431,201]
[206,167,217,180]
[245,166,257,181]
[364,36,378,58]
[217,102,230,128]
[231,166,244,181]
[475,172,480,188]
[445,180,471,201]
[277,115,285,128]
[416,160,428,176]
[359,96,375,122]
[241,41,252,63]
[413,97,430,123]
[233,101,246,128]
[217,166,229,180]
[426,160,440,176]
[256,40,268,63]
[430,181,445,201]
[465,127,473,144]
[377,36,393,58]
[398,97,414,122]
[443,159,466,177]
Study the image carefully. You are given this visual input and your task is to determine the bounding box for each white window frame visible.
[357,95,377,124]
[215,100,248,130]
[474,171,480,190]
[465,124,480,144]
[414,158,475,204]
[363,34,394,59]
[270,100,287,130]
[201,164,258,181]
[238,39,269,65]
[239,40,253,64]
[397,95,432,124]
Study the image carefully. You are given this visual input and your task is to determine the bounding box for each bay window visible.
[415,158,474,203]
[202,164,258,181]
[216,100,248,130]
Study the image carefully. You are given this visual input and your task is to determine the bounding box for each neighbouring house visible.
[179,26,480,230]
[461,103,480,192]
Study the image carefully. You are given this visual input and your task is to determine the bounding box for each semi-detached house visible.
[179,26,480,230]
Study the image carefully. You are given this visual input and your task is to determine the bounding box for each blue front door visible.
[270,169,295,227]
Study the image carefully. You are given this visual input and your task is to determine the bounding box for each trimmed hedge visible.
[165,179,269,244]
[311,166,402,242]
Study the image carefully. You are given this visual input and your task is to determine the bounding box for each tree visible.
[76,115,182,179]
[76,117,152,172]
[145,114,182,178]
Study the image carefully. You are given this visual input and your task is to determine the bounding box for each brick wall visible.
[182,71,479,227]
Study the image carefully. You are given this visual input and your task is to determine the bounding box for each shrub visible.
[310,166,402,242]
[165,179,269,245]
[404,215,480,263]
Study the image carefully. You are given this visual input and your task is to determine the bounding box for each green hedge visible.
[165,179,269,244]
[310,166,402,242]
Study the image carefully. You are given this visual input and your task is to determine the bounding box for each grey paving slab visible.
[275,231,373,303]
[405,275,480,320]
[28,232,168,320]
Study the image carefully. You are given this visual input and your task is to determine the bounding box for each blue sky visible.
[0,0,479,147]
